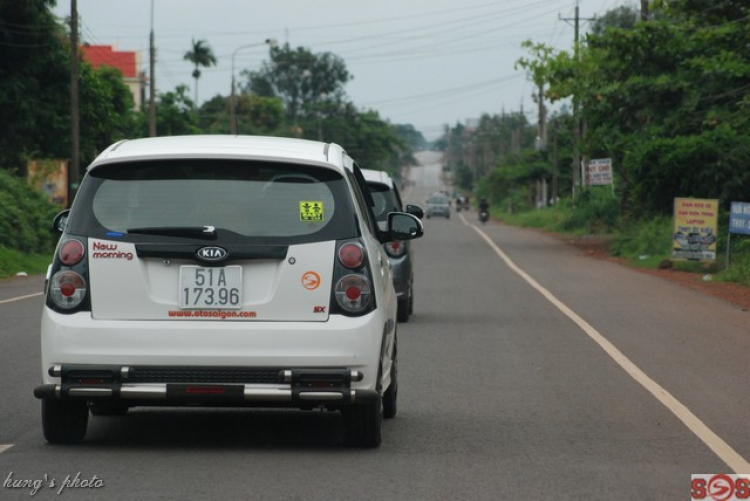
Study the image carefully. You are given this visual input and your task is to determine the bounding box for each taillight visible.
[334,274,372,313]
[49,271,87,310]
[338,243,364,269]
[47,235,90,313]
[59,239,85,265]
[330,239,376,316]
[384,241,406,258]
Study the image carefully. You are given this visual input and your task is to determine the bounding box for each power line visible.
[340,3,569,65]
[93,0,548,42]
[361,74,523,107]
[316,0,561,52]
[383,83,522,120]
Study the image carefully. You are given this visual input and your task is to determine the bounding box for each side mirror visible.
[387,212,423,241]
[405,204,424,220]
[52,210,70,233]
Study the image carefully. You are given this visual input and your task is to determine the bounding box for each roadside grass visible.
[493,204,577,234]
[610,216,673,264]
[0,245,51,279]
[0,168,59,279]
[715,237,750,287]
[490,203,750,287]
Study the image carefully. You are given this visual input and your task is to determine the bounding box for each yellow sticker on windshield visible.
[300,201,325,222]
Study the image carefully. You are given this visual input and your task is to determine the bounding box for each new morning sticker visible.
[300,201,324,222]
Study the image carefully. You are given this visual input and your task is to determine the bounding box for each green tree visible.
[339,109,407,176]
[294,102,405,175]
[238,43,414,173]
[245,43,351,123]
[197,95,230,132]
[442,111,539,199]
[134,85,199,137]
[0,169,59,253]
[0,1,141,171]
[79,64,137,164]
[394,124,427,152]
[156,85,200,136]
[546,111,575,201]
[515,40,556,147]
[183,39,217,105]
[589,5,639,36]
[236,95,286,135]
[0,0,70,171]
[533,2,750,217]
[197,93,287,136]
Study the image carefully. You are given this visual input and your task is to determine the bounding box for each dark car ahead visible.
[362,169,422,323]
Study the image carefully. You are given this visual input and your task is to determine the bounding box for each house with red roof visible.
[80,44,146,110]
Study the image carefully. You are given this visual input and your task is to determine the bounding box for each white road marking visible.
[461,213,750,474]
[0,444,13,453]
[0,292,42,305]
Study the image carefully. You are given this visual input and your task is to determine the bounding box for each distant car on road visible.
[426,193,451,219]
[362,169,423,323]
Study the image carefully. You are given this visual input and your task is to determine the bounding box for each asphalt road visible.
[1,151,749,500]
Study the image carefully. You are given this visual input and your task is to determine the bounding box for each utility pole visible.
[552,124,559,204]
[513,101,523,154]
[536,81,547,151]
[148,0,157,137]
[444,124,451,177]
[511,129,520,154]
[69,0,79,207]
[560,2,595,197]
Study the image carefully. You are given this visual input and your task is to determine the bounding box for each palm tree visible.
[183,39,217,105]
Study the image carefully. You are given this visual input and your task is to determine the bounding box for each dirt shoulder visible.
[554,233,750,312]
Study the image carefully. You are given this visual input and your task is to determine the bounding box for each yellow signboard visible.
[673,198,718,261]
[300,201,324,222]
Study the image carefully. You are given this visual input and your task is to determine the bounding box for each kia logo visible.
[196,246,228,262]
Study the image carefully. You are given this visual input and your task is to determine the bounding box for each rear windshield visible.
[67,159,359,243]
[367,182,402,223]
[428,195,449,204]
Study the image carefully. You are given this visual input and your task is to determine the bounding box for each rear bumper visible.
[34,364,380,408]
[426,207,450,216]
[41,308,393,393]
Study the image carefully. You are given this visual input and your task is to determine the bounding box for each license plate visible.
[179,266,243,309]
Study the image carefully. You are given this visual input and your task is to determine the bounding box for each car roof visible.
[361,168,395,188]
[89,135,349,173]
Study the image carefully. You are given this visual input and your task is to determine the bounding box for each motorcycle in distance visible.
[478,198,490,224]
[455,195,468,212]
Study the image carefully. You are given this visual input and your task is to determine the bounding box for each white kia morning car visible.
[35,135,423,448]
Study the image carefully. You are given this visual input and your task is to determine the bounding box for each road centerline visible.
[0,445,14,454]
[460,213,750,474]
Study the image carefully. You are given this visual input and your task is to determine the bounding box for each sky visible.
[52,0,628,141]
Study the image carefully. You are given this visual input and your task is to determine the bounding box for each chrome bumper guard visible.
[34,365,373,407]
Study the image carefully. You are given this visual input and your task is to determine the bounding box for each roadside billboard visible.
[27,159,68,207]
[729,202,750,235]
[672,198,718,261]
[586,158,613,186]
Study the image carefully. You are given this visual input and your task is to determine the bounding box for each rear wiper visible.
[127,225,217,239]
